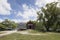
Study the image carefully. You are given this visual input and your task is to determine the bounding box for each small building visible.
[17,21,35,31]
[26,21,35,29]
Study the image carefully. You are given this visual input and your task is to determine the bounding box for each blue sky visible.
[0,0,58,22]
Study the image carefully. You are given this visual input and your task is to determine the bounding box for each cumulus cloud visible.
[0,0,58,22]
[0,19,4,22]
[0,0,11,15]
[35,0,45,7]
[11,19,29,23]
[16,0,58,22]
[45,0,58,3]
[35,0,58,7]
[17,4,38,22]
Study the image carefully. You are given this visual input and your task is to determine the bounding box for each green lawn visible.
[0,33,60,40]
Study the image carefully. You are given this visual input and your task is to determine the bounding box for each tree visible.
[0,23,6,30]
[11,21,18,29]
[1,19,17,29]
[37,2,60,32]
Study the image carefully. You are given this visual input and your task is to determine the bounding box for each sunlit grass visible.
[0,32,60,40]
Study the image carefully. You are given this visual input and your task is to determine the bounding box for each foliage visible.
[0,19,18,30]
[0,23,6,30]
[35,22,44,31]
[37,2,60,32]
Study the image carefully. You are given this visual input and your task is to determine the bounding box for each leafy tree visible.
[0,23,6,30]
[1,19,17,29]
[11,21,18,29]
[37,2,60,32]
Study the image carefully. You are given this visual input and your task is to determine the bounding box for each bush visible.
[35,22,46,32]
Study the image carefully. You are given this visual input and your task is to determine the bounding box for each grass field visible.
[0,32,60,40]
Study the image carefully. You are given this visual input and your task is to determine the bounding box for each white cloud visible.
[45,0,58,3]
[0,0,12,15]
[0,19,4,22]
[35,0,58,7]
[11,19,29,23]
[23,4,29,11]
[0,19,28,23]
[17,0,59,22]
[17,4,38,22]
[35,0,45,7]
[17,12,23,17]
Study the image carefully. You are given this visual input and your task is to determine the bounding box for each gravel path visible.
[17,31,47,35]
[0,30,17,37]
[0,30,47,37]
